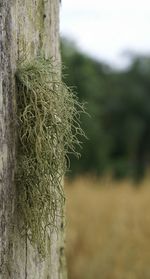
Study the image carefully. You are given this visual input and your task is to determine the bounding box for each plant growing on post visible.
[15,57,85,256]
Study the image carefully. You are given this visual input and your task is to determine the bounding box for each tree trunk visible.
[0,0,67,278]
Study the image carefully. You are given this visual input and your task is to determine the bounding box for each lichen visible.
[15,57,85,256]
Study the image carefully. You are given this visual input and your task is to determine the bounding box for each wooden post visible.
[0,0,67,278]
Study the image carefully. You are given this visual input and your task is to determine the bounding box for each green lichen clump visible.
[15,57,84,256]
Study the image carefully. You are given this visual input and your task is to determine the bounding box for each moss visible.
[15,57,85,256]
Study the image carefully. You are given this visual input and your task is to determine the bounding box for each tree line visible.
[61,38,150,181]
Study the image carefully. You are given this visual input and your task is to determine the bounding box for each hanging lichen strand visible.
[15,57,85,256]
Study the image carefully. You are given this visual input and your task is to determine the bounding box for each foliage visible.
[15,57,84,256]
[61,37,150,180]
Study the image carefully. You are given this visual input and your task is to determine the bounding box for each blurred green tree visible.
[61,37,150,181]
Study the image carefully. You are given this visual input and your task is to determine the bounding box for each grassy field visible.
[65,176,150,279]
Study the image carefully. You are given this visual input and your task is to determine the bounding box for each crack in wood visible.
[25,235,28,279]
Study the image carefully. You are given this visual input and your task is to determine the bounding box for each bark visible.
[0,0,67,278]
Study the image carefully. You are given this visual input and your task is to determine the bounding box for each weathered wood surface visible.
[0,1,67,278]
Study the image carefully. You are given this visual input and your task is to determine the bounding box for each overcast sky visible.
[60,0,150,67]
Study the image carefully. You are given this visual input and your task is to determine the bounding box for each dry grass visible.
[65,176,150,279]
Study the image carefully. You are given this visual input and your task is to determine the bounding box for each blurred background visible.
[60,1,150,278]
